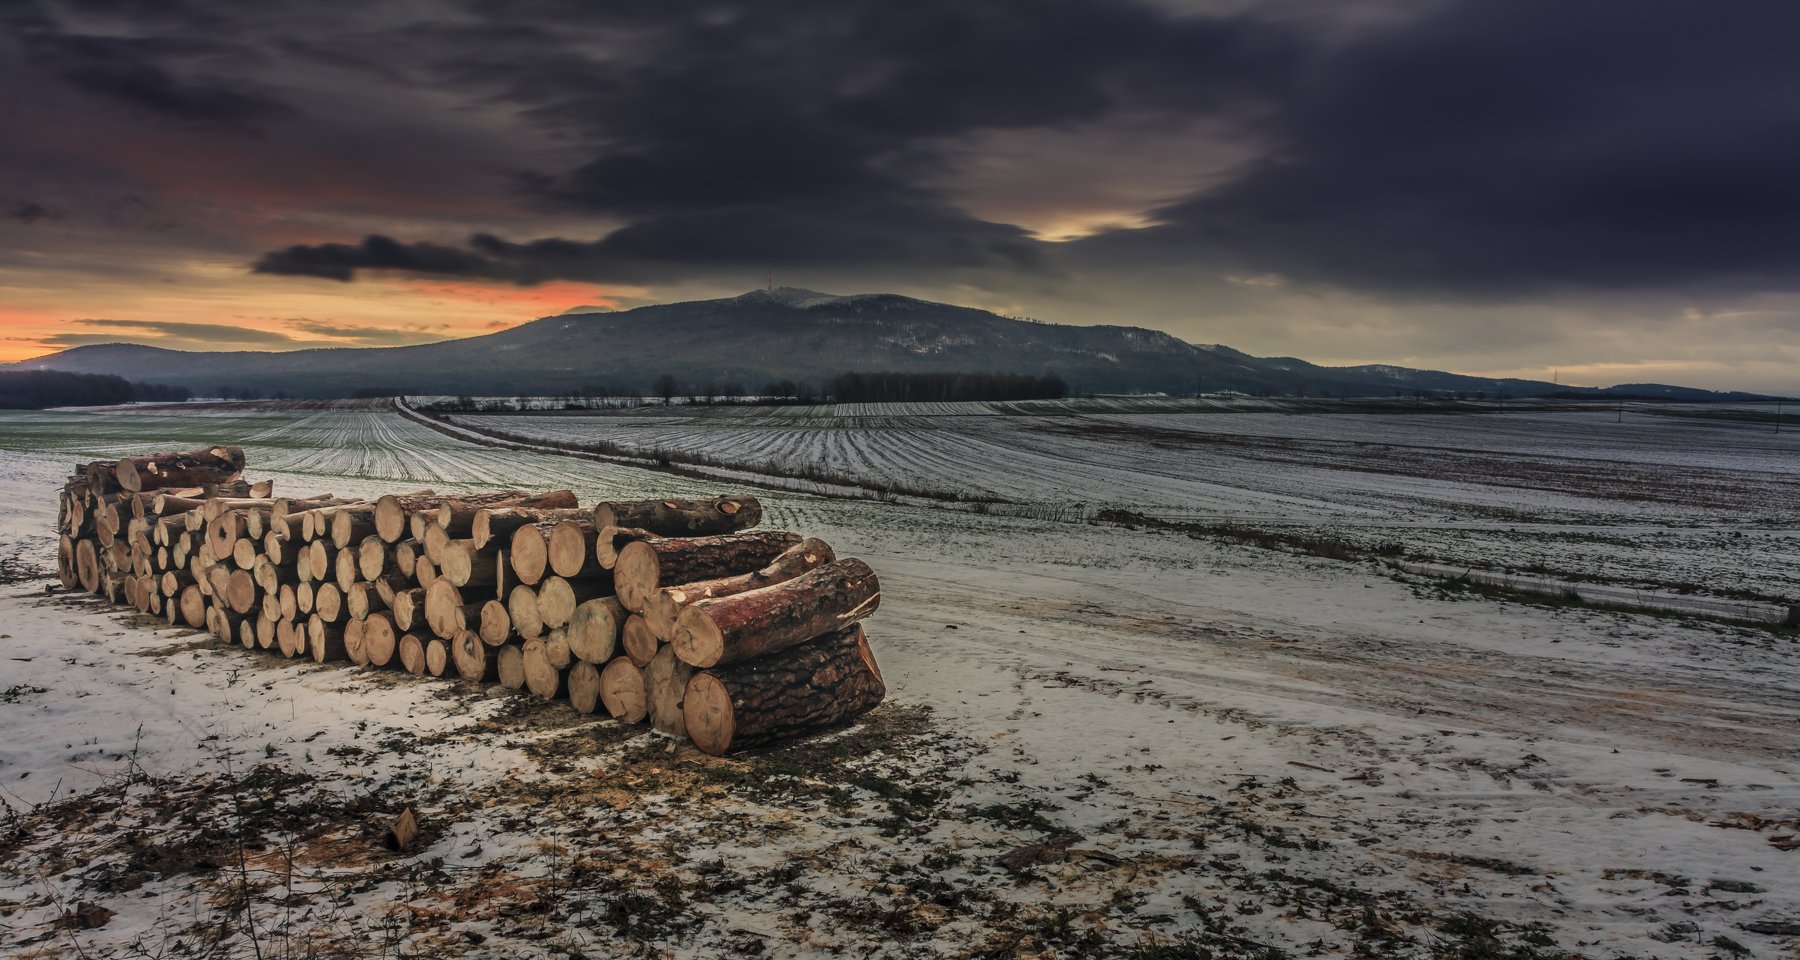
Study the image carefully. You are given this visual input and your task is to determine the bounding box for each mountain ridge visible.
[11,288,1772,401]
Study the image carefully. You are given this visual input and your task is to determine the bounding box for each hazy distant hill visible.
[8,288,1769,400]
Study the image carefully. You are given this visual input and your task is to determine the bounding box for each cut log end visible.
[598,658,648,722]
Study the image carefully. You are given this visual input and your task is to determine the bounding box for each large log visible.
[595,526,655,570]
[593,496,762,538]
[439,539,499,587]
[398,633,427,675]
[362,612,399,668]
[308,617,347,662]
[357,537,392,581]
[424,637,449,677]
[391,587,425,632]
[372,491,438,543]
[548,518,600,579]
[644,538,836,641]
[333,549,360,593]
[567,660,602,714]
[224,568,259,615]
[683,625,886,756]
[392,539,421,578]
[178,584,206,628]
[423,579,481,639]
[115,446,246,493]
[507,521,563,586]
[521,639,564,700]
[436,490,572,536]
[566,596,624,664]
[343,617,369,666]
[535,575,594,629]
[329,506,379,550]
[507,584,544,640]
[646,644,695,739]
[613,531,803,613]
[621,615,659,667]
[205,507,270,561]
[451,629,494,682]
[496,643,526,690]
[672,558,879,669]
[599,658,648,722]
[477,599,512,646]
[473,505,584,551]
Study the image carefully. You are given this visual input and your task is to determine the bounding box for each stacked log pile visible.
[54,449,886,755]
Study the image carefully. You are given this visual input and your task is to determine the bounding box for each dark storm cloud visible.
[13,0,1800,308]
[252,235,503,283]
[1093,0,1800,295]
[7,17,296,134]
[254,203,1045,284]
[5,201,58,224]
[253,0,1289,285]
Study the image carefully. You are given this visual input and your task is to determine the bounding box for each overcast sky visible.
[3,0,1797,391]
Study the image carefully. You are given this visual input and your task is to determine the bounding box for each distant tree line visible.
[0,371,191,409]
[829,371,1066,403]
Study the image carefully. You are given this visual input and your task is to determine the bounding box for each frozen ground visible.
[0,403,1795,959]
[452,403,1800,605]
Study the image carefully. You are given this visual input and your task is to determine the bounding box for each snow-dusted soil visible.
[453,404,1800,605]
[0,404,1795,959]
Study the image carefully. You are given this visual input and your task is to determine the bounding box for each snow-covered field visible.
[0,403,1796,958]
[452,403,1800,604]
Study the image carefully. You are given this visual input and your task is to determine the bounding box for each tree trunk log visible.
[684,625,885,756]
[507,584,544,640]
[645,538,835,641]
[673,558,879,669]
[391,587,425,632]
[398,633,426,675]
[647,644,695,739]
[497,643,526,690]
[357,537,392,581]
[115,446,246,493]
[333,549,360,593]
[621,614,659,667]
[521,638,564,700]
[308,617,347,662]
[472,505,584,551]
[548,518,599,579]
[329,506,379,550]
[452,629,494,682]
[362,611,399,667]
[439,540,499,587]
[343,617,368,666]
[567,660,602,714]
[178,584,206,627]
[372,491,438,543]
[566,596,623,664]
[436,490,570,535]
[599,658,648,722]
[595,526,655,570]
[425,637,449,677]
[424,579,463,639]
[613,531,803,613]
[533,575,606,630]
[478,599,512,646]
[313,581,346,623]
[593,496,761,538]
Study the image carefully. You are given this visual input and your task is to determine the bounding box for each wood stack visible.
[55,450,887,756]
